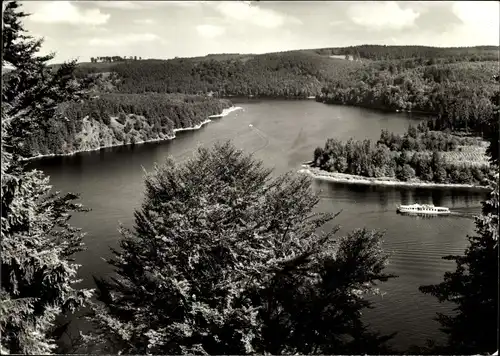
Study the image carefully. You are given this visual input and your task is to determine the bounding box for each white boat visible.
[397,203,450,215]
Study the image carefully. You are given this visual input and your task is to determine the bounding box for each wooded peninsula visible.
[308,123,492,188]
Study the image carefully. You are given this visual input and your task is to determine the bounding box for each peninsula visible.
[304,123,493,190]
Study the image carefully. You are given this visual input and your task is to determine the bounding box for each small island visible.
[302,122,492,190]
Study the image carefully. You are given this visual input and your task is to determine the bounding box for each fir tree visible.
[485,91,499,166]
[1,2,93,353]
[2,1,93,158]
[91,141,396,354]
[419,117,499,354]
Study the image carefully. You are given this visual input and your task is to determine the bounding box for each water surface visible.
[30,99,485,351]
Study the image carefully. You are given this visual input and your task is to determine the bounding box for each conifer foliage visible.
[1,2,92,353]
[2,1,93,158]
[419,97,499,354]
[92,141,396,354]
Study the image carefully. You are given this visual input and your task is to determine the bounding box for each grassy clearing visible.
[442,145,490,166]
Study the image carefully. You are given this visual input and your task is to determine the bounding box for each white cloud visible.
[452,1,499,26]
[347,1,420,30]
[213,2,302,29]
[133,18,156,25]
[30,1,110,25]
[196,24,226,38]
[89,33,162,47]
[95,1,142,10]
[95,1,199,10]
[329,20,346,27]
[450,1,500,45]
[409,1,500,47]
[159,1,199,7]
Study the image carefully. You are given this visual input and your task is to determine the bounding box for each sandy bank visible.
[298,165,490,191]
[22,106,243,162]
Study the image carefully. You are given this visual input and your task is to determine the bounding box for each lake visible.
[29,99,486,352]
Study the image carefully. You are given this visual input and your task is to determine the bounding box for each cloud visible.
[448,1,500,46]
[213,2,302,29]
[95,1,199,10]
[95,1,142,10]
[329,20,346,27]
[452,1,498,25]
[89,33,163,47]
[347,1,420,30]
[133,18,156,25]
[159,1,200,7]
[30,1,110,25]
[196,24,226,39]
[452,1,499,34]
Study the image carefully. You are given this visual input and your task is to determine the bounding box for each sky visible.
[16,0,500,63]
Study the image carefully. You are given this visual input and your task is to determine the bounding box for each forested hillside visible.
[318,60,499,133]
[27,44,499,158]
[73,52,361,98]
[68,45,498,101]
[66,45,498,132]
[313,45,499,61]
[22,94,232,158]
[4,60,233,158]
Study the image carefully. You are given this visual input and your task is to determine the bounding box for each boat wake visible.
[248,124,270,155]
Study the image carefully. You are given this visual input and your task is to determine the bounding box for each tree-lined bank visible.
[20,93,235,159]
[308,123,493,188]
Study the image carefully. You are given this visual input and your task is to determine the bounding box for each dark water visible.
[29,99,486,351]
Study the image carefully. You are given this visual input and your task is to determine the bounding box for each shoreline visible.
[298,165,491,191]
[22,106,243,162]
[316,98,435,116]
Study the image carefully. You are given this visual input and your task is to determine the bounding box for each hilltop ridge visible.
[15,44,500,158]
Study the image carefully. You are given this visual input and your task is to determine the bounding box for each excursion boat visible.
[397,203,450,215]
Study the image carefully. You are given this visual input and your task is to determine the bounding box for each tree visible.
[431,151,447,183]
[485,92,499,166]
[117,112,127,125]
[313,147,324,167]
[1,2,93,353]
[419,177,498,354]
[2,1,93,158]
[419,118,499,354]
[407,124,418,139]
[335,156,348,173]
[124,121,132,133]
[396,164,416,181]
[417,158,434,182]
[90,141,396,354]
[433,165,448,183]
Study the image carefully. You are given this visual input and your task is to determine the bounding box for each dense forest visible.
[313,45,500,61]
[70,46,499,102]
[312,123,492,185]
[13,43,498,158]
[64,45,499,139]
[75,52,359,98]
[90,56,142,63]
[318,59,499,134]
[6,31,499,160]
[21,94,232,158]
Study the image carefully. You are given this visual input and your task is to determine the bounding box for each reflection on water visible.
[29,100,487,352]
